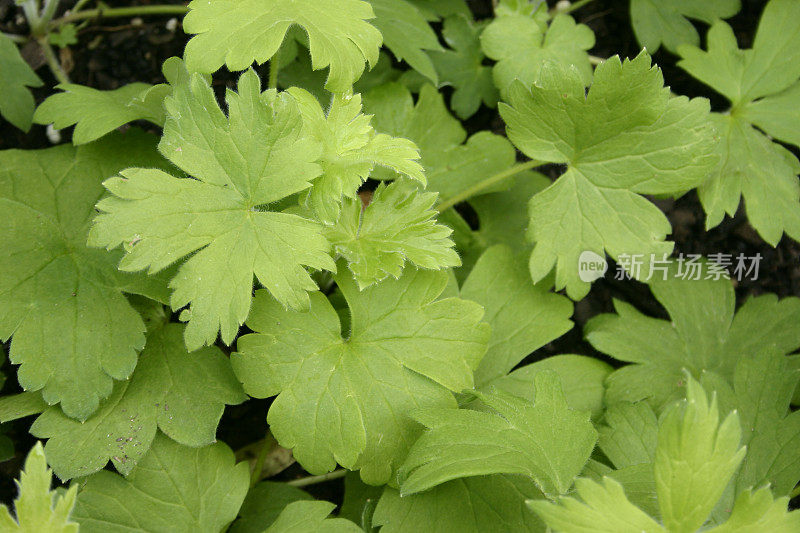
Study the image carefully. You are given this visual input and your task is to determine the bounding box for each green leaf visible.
[363,83,516,200]
[29,322,245,480]
[265,501,362,532]
[229,482,313,533]
[429,14,497,118]
[232,267,490,485]
[460,245,573,386]
[88,70,335,350]
[707,487,800,532]
[529,376,754,533]
[374,476,544,533]
[655,378,745,531]
[598,402,659,469]
[723,349,800,496]
[48,24,78,48]
[327,180,460,288]
[33,83,165,145]
[677,2,800,243]
[481,12,594,95]
[0,130,171,420]
[72,435,249,533]
[0,392,48,423]
[183,0,382,92]
[452,171,551,276]
[630,0,740,53]
[586,268,800,409]
[399,372,597,497]
[492,355,612,420]
[369,0,442,84]
[0,442,78,532]
[501,53,719,299]
[339,472,383,529]
[287,87,423,223]
[529,477,666,533]
[407,0,471,19]
[0,33,43,132]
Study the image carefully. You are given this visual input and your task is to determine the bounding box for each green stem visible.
[589,55,605,65]
[287,469,346,488]
[268,59,280,90]
[37,35,70,83]
[436,159,542,212]
[50,4,189,27]
[249,436,273,488]
[39,0,61,28]
[559,0,596,15]
[71,0,94,13]
[22,0,42,32]
[2,32,27,43]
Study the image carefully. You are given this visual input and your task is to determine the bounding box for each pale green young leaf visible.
[0,33,43,131]
[502,53,719,299]
[72,435,249,533]
[374,476,544,533]
[460,245,573,386]
[677,1,800,243]
[363,83,516,200]
[232,267,489,485]
[630,0,740,53]
[265,501,362,533]
[326,180,460,288]
[29,322,245,480]
[528,477,666,533]
[369,0,442,84]
[491,355,611,420]
[0,131,171,420]
[429,15,498,119]
[586,268,800,409]
[399,372,597,497]
[88,70,335,350]
[229,482,312,533]
[707,488,800,532]
[183,0,382,92]
[655,378,745,531]
[0,442,78,532]
[531,376,799,532]
[32,83,165,145]
[287,87,423,223]
[481,12,594,95]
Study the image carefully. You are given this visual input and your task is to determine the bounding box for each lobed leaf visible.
[232,267,490,485]
[88,70,335,350]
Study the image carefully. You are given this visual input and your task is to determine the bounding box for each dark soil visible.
[1,0,797,509]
